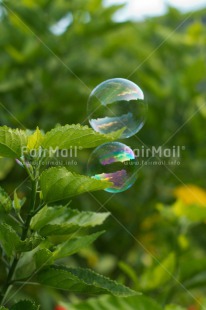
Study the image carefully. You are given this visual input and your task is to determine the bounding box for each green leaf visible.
[0,306,8,310]
[118,261,139,289]
[42,124,124,149]
[178,257,206,290]
[13,190,22,212]
[182,271,206,289]
[141,253,176,290]
[10,300,39,310]
[63,295,161,310]
[0,223,43,256]
[15,250,38,280]
[180,257,206,283]
[34,249,53,269]
[31,205,110,236]
[0,157,14,180]
[36,265,139,296]
[0,126,27,158]
[0,223,20,256]
[38,224,82,237]
[53,231,104,259]
[30,205,70,231]
[0,187,12,213]
[27,127,44,150]
[39,224,99,237]
[13,190,26,213]
[17,236,44,252]
[40,167,112,203]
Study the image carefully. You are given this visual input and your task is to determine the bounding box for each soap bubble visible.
[87,78,147,139]
[87,142,138,193]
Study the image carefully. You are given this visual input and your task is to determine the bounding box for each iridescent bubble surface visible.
[87,142,138,193]
[87,78,147,139]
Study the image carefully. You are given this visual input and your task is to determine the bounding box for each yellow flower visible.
[174,185,206,207]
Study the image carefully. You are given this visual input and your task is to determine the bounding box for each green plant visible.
[0,125,139,309]
[1,1,206,309]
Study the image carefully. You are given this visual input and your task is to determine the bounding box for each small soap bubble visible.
[87,78,147,139]
[87,142,138,193]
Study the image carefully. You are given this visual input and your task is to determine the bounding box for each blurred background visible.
[0,0,206,308]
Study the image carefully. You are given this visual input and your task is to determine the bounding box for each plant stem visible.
[21,179,37,240]
[0,177,38,305]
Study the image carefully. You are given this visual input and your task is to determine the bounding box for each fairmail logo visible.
[21,146,82,158]
[133,145,185,158]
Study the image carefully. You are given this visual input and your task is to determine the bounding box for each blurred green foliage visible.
[0,0,206,309]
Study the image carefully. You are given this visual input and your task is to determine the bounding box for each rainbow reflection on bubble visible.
[100,144,134,165]
[87,142,138,193]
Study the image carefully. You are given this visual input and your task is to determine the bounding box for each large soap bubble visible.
[87,78,147,139]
